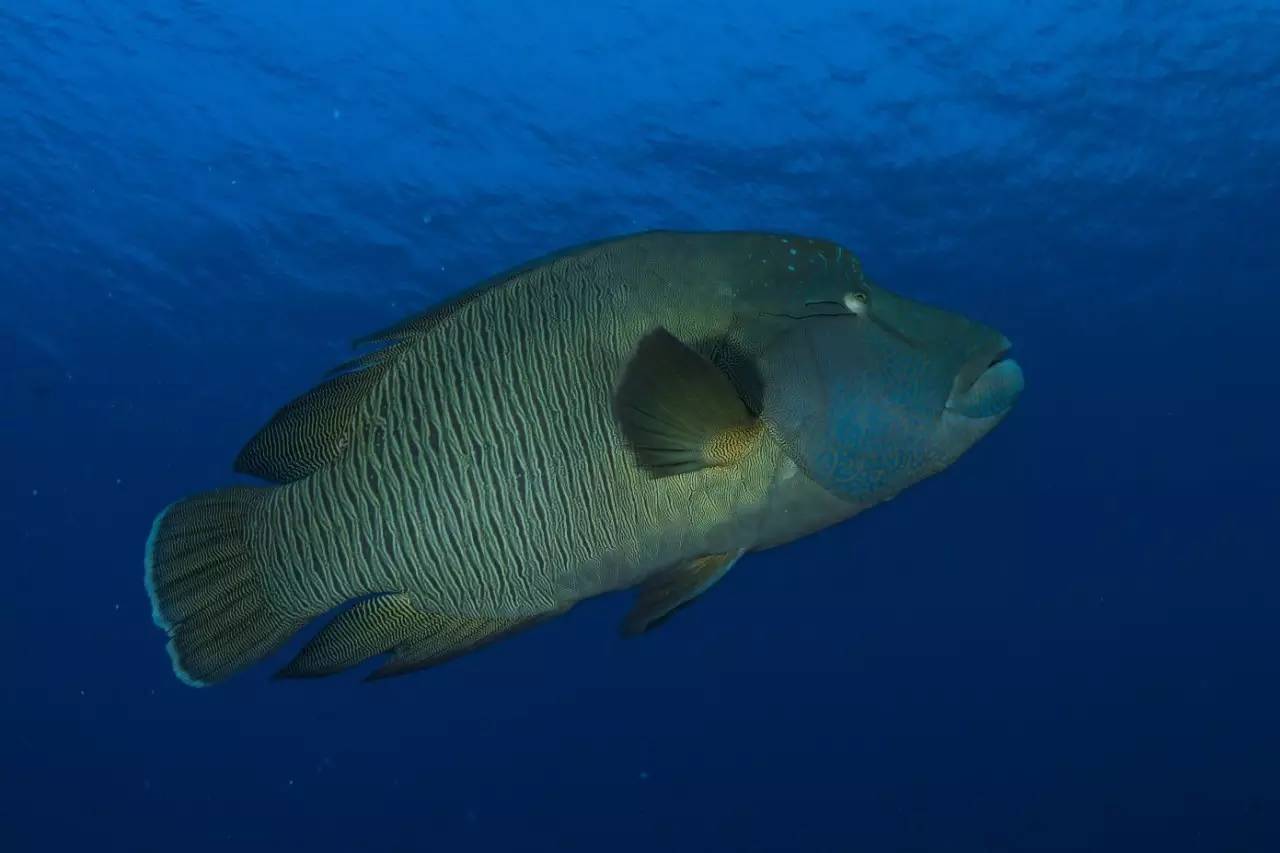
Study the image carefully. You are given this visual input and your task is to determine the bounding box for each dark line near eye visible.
[763,307,923,349]
[760,311,850,321]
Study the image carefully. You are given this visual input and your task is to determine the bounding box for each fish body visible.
[145,230,1024,685]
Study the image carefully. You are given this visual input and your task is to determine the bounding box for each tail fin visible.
[144,486,304,687]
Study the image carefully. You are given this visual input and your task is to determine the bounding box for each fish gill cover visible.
[1,1,1278,852]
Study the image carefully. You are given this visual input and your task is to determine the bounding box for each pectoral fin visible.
[621,549,746,636]
[613,328,762,477]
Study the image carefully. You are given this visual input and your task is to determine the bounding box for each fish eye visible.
[842,291,869,317]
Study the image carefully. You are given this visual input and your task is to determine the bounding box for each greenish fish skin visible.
[143,230,1023,686]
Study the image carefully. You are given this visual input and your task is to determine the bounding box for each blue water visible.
[4,2,1279,850]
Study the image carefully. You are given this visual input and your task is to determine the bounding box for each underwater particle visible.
[465,808,478,823]
[422,213,433,225]
[639,770,649,781]
[333,108,341,119]
[31,489,37,496]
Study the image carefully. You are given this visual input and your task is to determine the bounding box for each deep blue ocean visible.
[4,2,1279,851]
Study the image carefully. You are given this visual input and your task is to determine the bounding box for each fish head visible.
[744,250,1023,506]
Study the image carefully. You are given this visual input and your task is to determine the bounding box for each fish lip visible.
[945,338,1024,419]
[984,345,1013,371]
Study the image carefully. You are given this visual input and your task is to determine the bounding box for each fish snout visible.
[945,337,1025,420]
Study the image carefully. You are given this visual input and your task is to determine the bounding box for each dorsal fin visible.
[353,234,630,348]
[352,286,493,348]
[234,297,473,484]
[236,234,645,484]
[234,363,387,483]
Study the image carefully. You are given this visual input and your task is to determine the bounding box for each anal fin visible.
[277,594,564,681]
[275,593,428,679]
[622,549,746,636]
[366,612,542,681]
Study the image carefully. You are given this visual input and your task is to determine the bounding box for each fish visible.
[143,230,1024,686]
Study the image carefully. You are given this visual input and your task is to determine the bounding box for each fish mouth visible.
[946,339,1025,420]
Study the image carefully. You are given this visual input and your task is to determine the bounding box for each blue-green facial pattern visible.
[739,239,1023,506]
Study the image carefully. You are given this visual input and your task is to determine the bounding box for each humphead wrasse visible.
[144,231,1024,686]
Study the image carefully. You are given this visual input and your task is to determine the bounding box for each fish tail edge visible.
[145,486,304,687]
